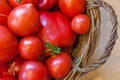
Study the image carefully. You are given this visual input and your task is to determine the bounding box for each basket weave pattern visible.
[60,0,118,80]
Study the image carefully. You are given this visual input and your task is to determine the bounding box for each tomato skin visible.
[0,75,18,80]
[0,63,8,75]
[36,11,75,47]
[71,14,90,35]
[58,0,86,18]
[19,36,43,60]
[8,0,38,8]
[0,25,18,62]
[38,0,57,10]
[0,0,12,26]
[19,61,49,80]
[7,3,40,36]
[46,52,72,79]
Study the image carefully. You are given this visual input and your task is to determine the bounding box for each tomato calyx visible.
[44,42,61,56]
[9,62,16,76]
[16,0,21,2]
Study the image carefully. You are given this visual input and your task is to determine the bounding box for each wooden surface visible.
[79,0,120,80]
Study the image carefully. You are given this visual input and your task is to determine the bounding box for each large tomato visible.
[58,0,86,18]
[19,36,43,60]
[0,25,18,62]
[38,0,57,10]
[8,0,38,8]
[7,3,40,36]
[46,52,72,79]
[19,61,49,80]
[0,0,12,25]
[36,11,75,47]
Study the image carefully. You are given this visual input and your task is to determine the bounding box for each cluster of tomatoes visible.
[0,0,90,80]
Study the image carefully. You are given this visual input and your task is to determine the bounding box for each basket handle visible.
[79,0,118,74]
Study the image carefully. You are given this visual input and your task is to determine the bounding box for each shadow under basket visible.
[57,0,118,80]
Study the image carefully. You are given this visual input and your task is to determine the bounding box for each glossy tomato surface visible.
[36,11,75,47]
[38,0,57,10]
[8,0,38,8]
[8,3,39,36]
[71,14,90,35]
[46,52,72,79]
[0,25,18,62]
[19,61,49,80]
[58,0,86,18]
[19,36,43,60]
[0,0,12,25]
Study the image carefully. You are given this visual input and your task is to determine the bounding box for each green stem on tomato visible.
[16,0,21,2]
[45,42,61,55]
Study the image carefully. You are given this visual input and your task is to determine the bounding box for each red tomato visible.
[38,0,57,10]
[19,36,43,60]
[19,61,49,80]
[0,63,8,75]
[36,11,75,47]
[0,0,12,25]
[8,0,38,8]
[0,75,18,80]
[46,52,72,79]
[0,25,18,62]
[8,54,25,76]
[7,3,40,36]
[58,0,86,18]
[71,14,90,35]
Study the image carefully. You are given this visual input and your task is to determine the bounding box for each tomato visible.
[7,3,40,36]
[0,63,8,75]
[58,0,86,18]
[0,75,18,80]
[0,0,12,26]
[46,52,72,79]
[38,0,57,10]
[19,61,49,80]
[8,0,38,8]
[36,11,75,47]
[8,54,25,76]
[0,25,18,62]
[71,14,90,35]
[19,36,43,60]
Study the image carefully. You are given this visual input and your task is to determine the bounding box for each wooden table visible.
[80,0,120,80]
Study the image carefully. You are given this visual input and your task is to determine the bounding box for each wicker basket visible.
[58,0,118,80]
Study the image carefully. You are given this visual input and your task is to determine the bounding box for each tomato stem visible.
[9,62,15,76]
[44,42,61,55]
[16,0,21,2]
[0,14,8,17]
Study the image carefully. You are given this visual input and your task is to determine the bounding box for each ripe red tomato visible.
[58,0,86,18]
[36,11,75,47]
[0,63,8,75]
[0,0,12,25]
[71,14,90,35]
[0,75,18,80]
[7,3,40,36]
[8,54,25,76]
[19,36,43,60]
[46,52,72,79]
[0,25,18,62]
[8,0,38,8]
[38,0,57,10]
[19,61,49,80]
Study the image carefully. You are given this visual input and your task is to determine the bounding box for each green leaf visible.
[45,42,61,55]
